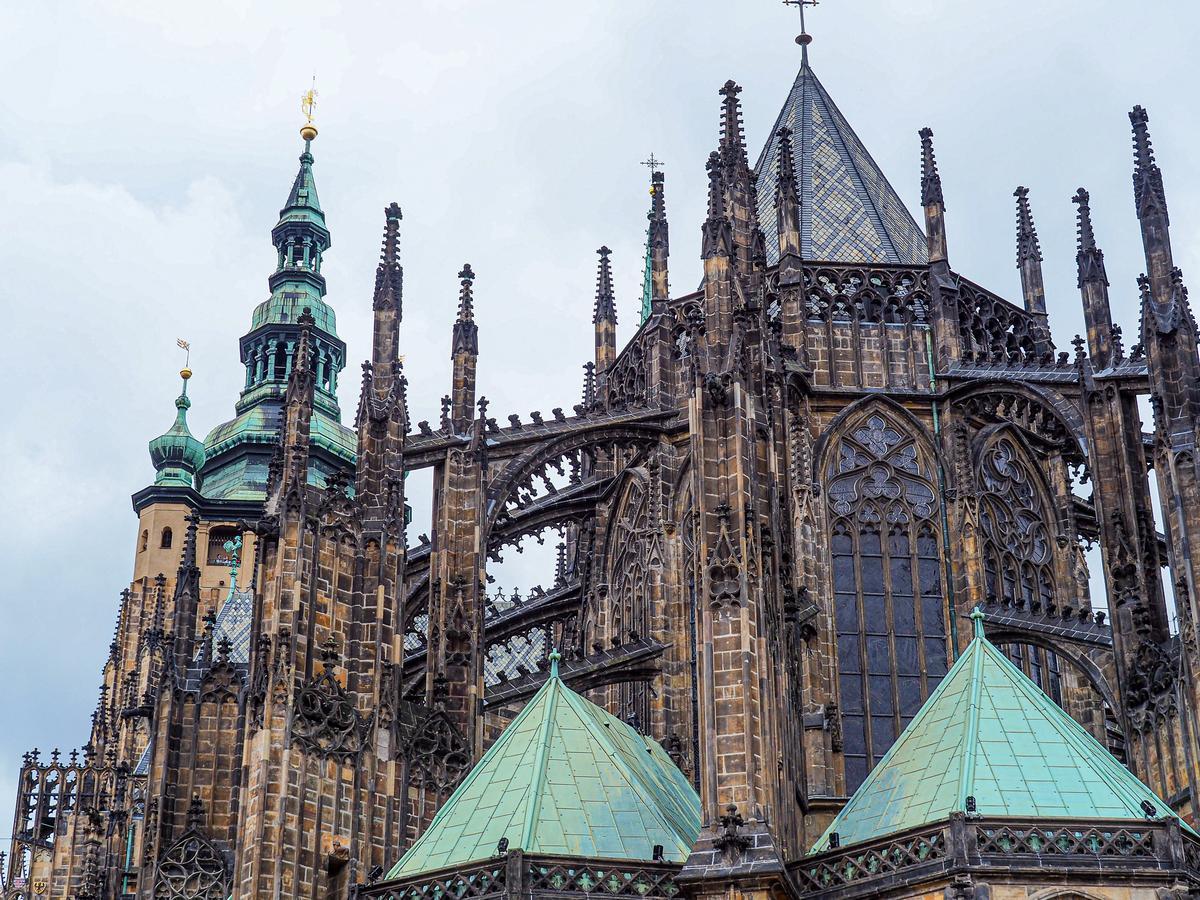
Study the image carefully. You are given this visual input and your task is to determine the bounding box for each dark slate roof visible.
[754,62,928,266]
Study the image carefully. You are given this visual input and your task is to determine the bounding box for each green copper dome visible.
[149,372,205,487]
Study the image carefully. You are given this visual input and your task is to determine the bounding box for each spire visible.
[701,152,732,260]
[919,127,944,207]
[1131,105,1168,225]
[148,368,205,487]
[593,246,617,325]
[373,202,403,315]
[451,265,479,431]
[275,310,316,505]
[718,80,748,170]
[593,248,617,383]
[1130,105,1177,308]
[1073,188,1107,287]
[1073,188,1115,367]
[371,203,404,380]
[1013,186,1047,317]
[648,171,669,313]
[774,126,802,262]
[919,127,948,266]
[639,163,670,325]
[453,264,479,354]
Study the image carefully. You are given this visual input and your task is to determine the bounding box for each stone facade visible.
[7,38,1200,900]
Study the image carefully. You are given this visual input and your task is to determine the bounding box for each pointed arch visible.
[973,425,1059,611]
[598,466,663,729]
[817,399,949,790]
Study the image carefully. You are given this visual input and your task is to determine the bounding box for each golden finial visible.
[300,76,318,142]
[177,338,192,380]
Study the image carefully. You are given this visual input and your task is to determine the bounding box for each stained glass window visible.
[827,410,948,790]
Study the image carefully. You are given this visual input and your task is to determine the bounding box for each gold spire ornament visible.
[177,338,192,380]
[300,79,318,142]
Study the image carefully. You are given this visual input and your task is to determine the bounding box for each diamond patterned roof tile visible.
[754,62,928,266]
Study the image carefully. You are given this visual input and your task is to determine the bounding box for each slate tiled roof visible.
[812,610,1191,852]
[389,655,701,878]
[754,62,928,266]
[211,586,254,664]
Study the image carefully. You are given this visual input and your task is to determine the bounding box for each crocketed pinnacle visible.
[1014,186,1042,265]
[374,202,403,312]
[592,247,616,325]
[701,151,732,260]
[718,79,748,170]
[1073,188,1108,288]
[919,127,944,208]
[1130,105,1168,223]
[453,264,479,356]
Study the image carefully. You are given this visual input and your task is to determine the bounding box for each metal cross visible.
[783,0,819,40]
[641,153,663,176]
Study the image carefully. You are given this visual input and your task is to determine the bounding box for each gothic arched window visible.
[978,435,1055,610]
[826,409,948,790]
[160,527,173,549]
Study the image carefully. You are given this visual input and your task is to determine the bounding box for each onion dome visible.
[149,368,205,487]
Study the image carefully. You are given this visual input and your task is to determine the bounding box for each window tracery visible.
[978,436,1055,611]
[825,410,947,790]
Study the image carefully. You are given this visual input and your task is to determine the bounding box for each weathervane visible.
[300,76,319,142]
[783,0,819,54]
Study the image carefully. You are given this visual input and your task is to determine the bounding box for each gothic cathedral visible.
[9,26,1200,900]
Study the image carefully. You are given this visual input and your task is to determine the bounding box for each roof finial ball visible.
[783,0,818,49]
[300,79,319,143]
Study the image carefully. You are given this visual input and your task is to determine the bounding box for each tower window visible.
[140,530,148,553]
[160,527,173,549]
[206,527,239,567]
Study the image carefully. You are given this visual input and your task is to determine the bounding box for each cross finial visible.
[783,0,819,57]
[641,153,663,177]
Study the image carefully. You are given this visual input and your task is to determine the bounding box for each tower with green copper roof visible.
[197,111,356,501]
[387,652,700,881]
[148,367,206,487]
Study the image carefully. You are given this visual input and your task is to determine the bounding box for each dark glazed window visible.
[160,527,173,549]
[827,410,948,790]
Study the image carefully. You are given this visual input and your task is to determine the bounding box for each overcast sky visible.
[2,0,1198,828]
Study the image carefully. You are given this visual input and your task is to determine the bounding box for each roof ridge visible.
[956,621,986,810]
[521,674,562,848]
[810,638,973,851]
[394,676,557,869]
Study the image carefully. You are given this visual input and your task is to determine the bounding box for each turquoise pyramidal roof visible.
[389,655,701,879]
[813,610,1190,852]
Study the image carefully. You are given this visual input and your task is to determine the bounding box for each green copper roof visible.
[148,374,205,486]
[812,610,1190,852]
[389,656,701,879]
